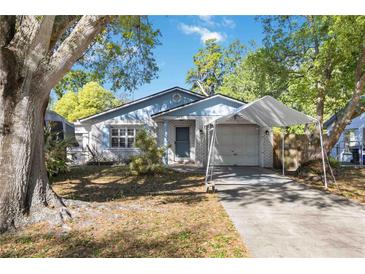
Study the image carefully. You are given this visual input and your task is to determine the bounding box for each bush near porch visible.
[129,129,166,175]
[0,166,248,258]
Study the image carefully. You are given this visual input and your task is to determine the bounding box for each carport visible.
[205,96,327,190]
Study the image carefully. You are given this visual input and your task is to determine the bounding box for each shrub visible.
[328,156,341,169]
[129,129,166,175]
[44,124,73,177]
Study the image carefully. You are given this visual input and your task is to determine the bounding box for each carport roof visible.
[210,95,317,127]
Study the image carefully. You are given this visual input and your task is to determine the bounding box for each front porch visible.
[156,118,200,166]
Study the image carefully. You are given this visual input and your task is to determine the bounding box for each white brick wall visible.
[260,127,273,168]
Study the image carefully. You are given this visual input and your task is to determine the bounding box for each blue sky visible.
[125,16,264,100]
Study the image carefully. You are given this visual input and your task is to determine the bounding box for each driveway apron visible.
[213,167,365,257]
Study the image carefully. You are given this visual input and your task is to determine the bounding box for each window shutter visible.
[102,126,110,148]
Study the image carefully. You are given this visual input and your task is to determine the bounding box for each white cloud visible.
[198,15,215,26]
[180,23,225,43]
[222,17,236,29]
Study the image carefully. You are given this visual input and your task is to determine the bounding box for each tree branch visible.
[48,16,79,52]
[326,43,365,150]
[42,15,109,91]
[0,16,16,47]
[0,16,17,100]
[355,45,365,81]
[7,16,55,75]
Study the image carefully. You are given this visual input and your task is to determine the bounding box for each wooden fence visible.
[273,133,322,171]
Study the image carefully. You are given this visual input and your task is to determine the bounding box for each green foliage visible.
[44,124,73,178]
[186,39,245,95]
[218,48,289,102]
[129,129,166,175]
[218,15,365,135]
[328,156,341,169]
[256,16,365,118]
[54,81,121,122]
[55,16,160,98]
[54,70,99,99]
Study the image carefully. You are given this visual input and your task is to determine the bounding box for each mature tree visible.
[0,16,159,232]
[321,16,365,150]
[54,81,121,122]
[218,48,289,102]
[186,39,245,95]
[219,16,365,152]
[53,16,160,99]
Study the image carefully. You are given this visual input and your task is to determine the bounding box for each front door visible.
[175,127,190,158]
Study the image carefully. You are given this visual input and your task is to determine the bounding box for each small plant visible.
[129,129,166,175]
[44,124,73,178]
[328,156,341,169]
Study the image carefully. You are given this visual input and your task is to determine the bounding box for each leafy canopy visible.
[186,39,245,95]
[54,16,160,99]
[220,16,365,120]
[54,82,121,122]
[218,47,289,102]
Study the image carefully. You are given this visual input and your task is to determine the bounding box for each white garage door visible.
[213,124,259,166]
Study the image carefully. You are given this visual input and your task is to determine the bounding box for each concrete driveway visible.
[212,167,365,257]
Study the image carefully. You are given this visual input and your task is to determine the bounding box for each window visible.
[110,127,138,148]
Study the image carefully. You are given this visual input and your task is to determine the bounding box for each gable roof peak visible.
[77,86,204,122]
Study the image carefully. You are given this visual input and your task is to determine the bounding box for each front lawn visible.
[294,161,365,204]
[0,166,248,258]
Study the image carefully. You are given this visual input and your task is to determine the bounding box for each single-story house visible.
[325,109,365,165]
[45,110,75,141]
[72,86,274,167]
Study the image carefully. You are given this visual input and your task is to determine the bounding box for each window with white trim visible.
[110,127,139,148]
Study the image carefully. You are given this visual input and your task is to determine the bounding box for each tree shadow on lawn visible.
[51,165,208,205]
[0,225,244,258]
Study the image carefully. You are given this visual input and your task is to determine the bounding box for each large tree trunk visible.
[0,78,68,232]
[325,79,365,152]
[0,15,107,232]
[325,46,365,152]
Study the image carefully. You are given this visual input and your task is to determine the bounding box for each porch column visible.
[163,119,169,165]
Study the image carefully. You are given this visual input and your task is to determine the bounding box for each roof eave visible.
[78,86,205,123]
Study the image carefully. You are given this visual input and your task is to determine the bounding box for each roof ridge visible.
[78,86,204,122]
[151,93,245,118]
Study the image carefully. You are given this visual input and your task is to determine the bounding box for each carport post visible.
[281,128,285,176]
[318,122,328,189]
[205,122,216,186]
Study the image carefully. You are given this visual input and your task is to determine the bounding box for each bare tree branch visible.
[355,45,365,81]
[326,43,365,150]
[7,16,55,77]
[49,16,78,52]
[0,16,16,47]
[42,15,109,91]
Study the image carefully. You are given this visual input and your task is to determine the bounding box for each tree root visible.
[12,188,73,231]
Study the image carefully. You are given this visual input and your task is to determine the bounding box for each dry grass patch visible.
[0,165,248,258]
[294,161,365,204]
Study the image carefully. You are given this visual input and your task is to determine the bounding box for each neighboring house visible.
[45,110,75,141]
[72,86,273,167]
[325,111,365,165]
